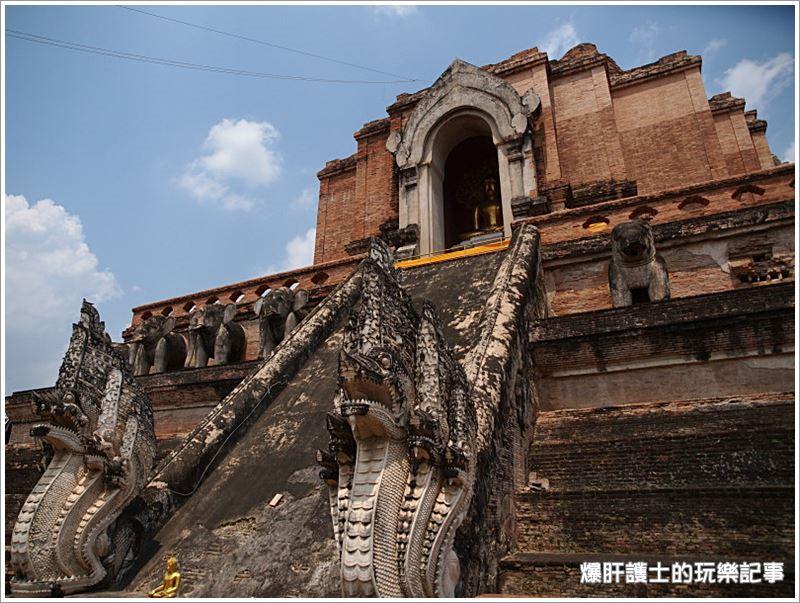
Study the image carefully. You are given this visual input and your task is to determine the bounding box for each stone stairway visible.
[497,394,795,597]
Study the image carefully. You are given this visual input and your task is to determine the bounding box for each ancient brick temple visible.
[5,42,795,597]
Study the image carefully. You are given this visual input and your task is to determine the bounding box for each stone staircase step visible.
[515,486,793,557]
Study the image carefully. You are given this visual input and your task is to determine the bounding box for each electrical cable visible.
[7,28,413,84]
[117,4,418,82]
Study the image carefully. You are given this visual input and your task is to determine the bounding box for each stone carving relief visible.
[608,219,671,307]
[185,303,246,368]
[128,315,187,376]
[318,239,476,597]
[386,59,541,255]
[10,301,156,596]
[253,287,310,358]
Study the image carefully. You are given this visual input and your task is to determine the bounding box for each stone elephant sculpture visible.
[128,315,187,376]
[254,287,310,359]
[185,303,246,368]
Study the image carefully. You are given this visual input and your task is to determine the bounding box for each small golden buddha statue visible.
[149,554,181,598]
[478,178,502,230]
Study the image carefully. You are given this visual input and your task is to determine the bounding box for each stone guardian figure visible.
[608,219,670,307]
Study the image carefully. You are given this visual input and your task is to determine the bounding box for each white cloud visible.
[256,227,316,277]
[372,4,418,17]
[283,228,316,270]
[5,194,121,391]
[783,141,795,163]
[540,22,580,59]
[177,170,255,211]
[178,118,282,211]
[630,21,660,62]
[702,38,727,57]
[719,53,794,109]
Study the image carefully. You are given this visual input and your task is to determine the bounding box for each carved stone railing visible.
[128,255,361,327]
[457,223,547,595]
[318,226,547,597]
[132,263,365,534]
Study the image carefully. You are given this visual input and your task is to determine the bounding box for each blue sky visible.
[4,3,796,392]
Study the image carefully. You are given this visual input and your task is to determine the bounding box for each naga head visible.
[338,344,414,438]
[32,389,88,435]
[11,302,156,596]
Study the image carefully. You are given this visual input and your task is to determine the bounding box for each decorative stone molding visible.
[320,239,475,597]
[745,109,768,134]
[386,59,541,254]
[570,178,638,208]
[511,195,550,218]
[10,301,156,596]
[345,237,372,256]
[540,181,574,212]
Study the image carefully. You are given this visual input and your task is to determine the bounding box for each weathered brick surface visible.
[516,489,792,557]
[498,394,794,597]
[528,394,794,492]
[530,284,794,409]
[310,43,782,270]
[519,165,793,248]
[551,65,625,185]
[314,156,357,264]
[752,129,779,170]
[713,111,749,175]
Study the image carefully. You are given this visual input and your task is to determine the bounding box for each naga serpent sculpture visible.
[319,239,476,597]
[10,301,156,596]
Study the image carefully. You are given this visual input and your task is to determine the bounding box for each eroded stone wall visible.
[500,394,794,597]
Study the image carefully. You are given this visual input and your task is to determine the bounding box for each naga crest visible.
[319,239,476,598]
[11,300,156,596]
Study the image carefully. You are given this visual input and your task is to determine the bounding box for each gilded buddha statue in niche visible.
[461,177,503,240]
[149,555,181,598]
[478,177,502,231]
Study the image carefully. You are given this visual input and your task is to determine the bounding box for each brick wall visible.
[126,44,786,335]
[752,129,778,170]
[314,120,397,265]
[355,121,398,241]
[498,394,794,597]
[314,158,358,263]
[551,66,625,185]
[612,70,727,193]
[530,284,794,410]
[713,112,748,175]
[519,165,793,248]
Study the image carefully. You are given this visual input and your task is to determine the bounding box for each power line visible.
[118,5,418,82]
[6,28,412,84]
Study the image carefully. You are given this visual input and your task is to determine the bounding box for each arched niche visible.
[387,59,541,255]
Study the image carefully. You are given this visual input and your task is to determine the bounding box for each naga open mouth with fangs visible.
[319,239,476,598]
[10,301,156,596]
[338,345,414,439]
